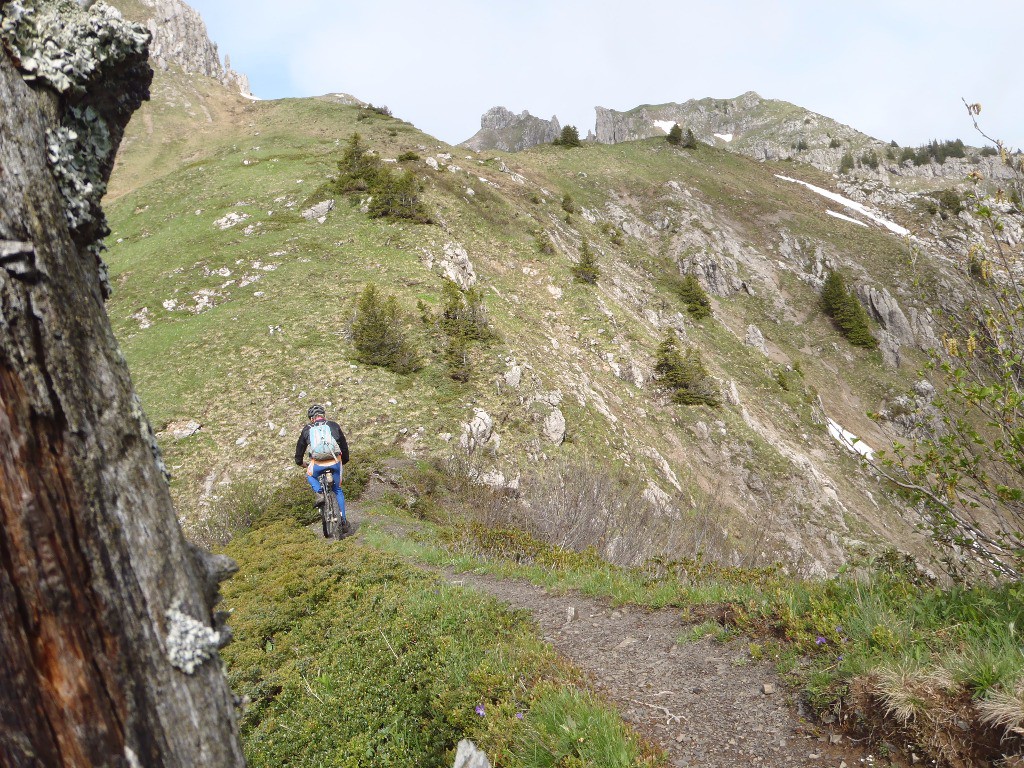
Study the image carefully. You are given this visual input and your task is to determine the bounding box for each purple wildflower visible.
[516,712,524,720]
[815,636,827,645]
[475,704,485,717]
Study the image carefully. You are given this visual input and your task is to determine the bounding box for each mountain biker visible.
[294,404,350,522]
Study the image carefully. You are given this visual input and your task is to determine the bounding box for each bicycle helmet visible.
[307,403,326,420]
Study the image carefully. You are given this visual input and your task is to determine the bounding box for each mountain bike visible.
[319,469,349,541]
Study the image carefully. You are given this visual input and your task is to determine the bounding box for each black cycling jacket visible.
[294,420,350,465]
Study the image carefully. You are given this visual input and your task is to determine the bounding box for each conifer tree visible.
[553,125,581,147]
[675,273,713,320]
[820,270,847,316]
[571,239,600,284]
[336,132,379,192]
[666,124,683,145]
[821,270,877,349]
[682,128,698,149]
[352,284,421,373]
[654,331,720,406]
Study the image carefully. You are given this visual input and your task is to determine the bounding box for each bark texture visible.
[0,24,244,768]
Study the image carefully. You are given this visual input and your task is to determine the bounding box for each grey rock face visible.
[745,324,768,355]
[461,106,561,152]
[453,739,491,768]
[301,199,335,223]
[137,0,251,94]
[542,408,566,444]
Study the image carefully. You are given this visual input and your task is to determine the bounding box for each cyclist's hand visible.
[306,463,314,476]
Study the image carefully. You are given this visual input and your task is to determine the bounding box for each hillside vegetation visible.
[106,91,954,576]
[101,58,1024,765]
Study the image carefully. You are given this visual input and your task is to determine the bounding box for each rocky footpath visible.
[448,570,872,768]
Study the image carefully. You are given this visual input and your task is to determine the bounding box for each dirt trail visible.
[339,505,875,768]
[449,570,870,768]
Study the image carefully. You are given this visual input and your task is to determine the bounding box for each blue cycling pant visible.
[306,462,345,519]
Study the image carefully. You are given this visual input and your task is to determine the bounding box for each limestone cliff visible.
[461,106,561,152]
[117,0,250,94]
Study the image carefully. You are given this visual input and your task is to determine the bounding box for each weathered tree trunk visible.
[0,16,245,768]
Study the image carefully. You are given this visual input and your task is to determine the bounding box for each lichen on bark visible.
[1,0,152,293]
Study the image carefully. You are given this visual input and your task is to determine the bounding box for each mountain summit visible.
[113,0,250,95]
[461,106,562,152]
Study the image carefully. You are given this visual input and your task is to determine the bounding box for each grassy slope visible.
[106,85,931,560]
[222,518,661,768]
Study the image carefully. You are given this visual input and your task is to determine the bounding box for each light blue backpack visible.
[309,421,340,461]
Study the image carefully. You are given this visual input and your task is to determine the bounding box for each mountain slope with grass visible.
[92,2,1024,763]
[104,77,988,577]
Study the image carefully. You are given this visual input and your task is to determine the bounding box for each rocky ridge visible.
[119,0,251,94]
[461,106,561,152]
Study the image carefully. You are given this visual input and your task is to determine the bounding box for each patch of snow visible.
[826,210,869,227]
[652,120,677,134]
[775,175,909,236]
[713,133,733,142]
[825,417,875,461]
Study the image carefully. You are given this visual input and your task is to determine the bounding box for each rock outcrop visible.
[119,0,251,94]
[461,106,561,152]
[593,91,1009,180]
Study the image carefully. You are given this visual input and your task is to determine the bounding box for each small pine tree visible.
[654,332,720,407]
[571,239,600,284]
[351,284,421,373]
[439,280,490,341]
[674,273,712,320]
[839,151,855,174]
[367,168,430,222]
[681,128,698,149]
[666,124,683,145]
[443,332,472,382]
[821,271,877,349]
[553,125,581,147]
[561,194,576,214]
[835,293,878,349]
[820,270,847,317]
[336,132,379,192]
[536,232,556,255]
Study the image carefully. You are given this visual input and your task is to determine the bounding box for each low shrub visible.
[220,522,660,767]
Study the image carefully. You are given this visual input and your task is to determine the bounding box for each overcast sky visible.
[187,0,1022,150]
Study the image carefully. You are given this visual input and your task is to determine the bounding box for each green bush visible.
[220,523,658,768]
[839,151,855,174]
[351,284,422,373]
[535,232,556,255]
[666,124,682,146]
[821,271,877,349]
[367,168,431,223]
[397,150,421,162]
[670,273,712,320]
[571,239,600,284]
[552,125,581,147]
[561,193,576,214]
[681,128,698,149]
[860,150,879,170]
[654,331,719,406]
[334,133,430,222]
[829,137,842,149]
